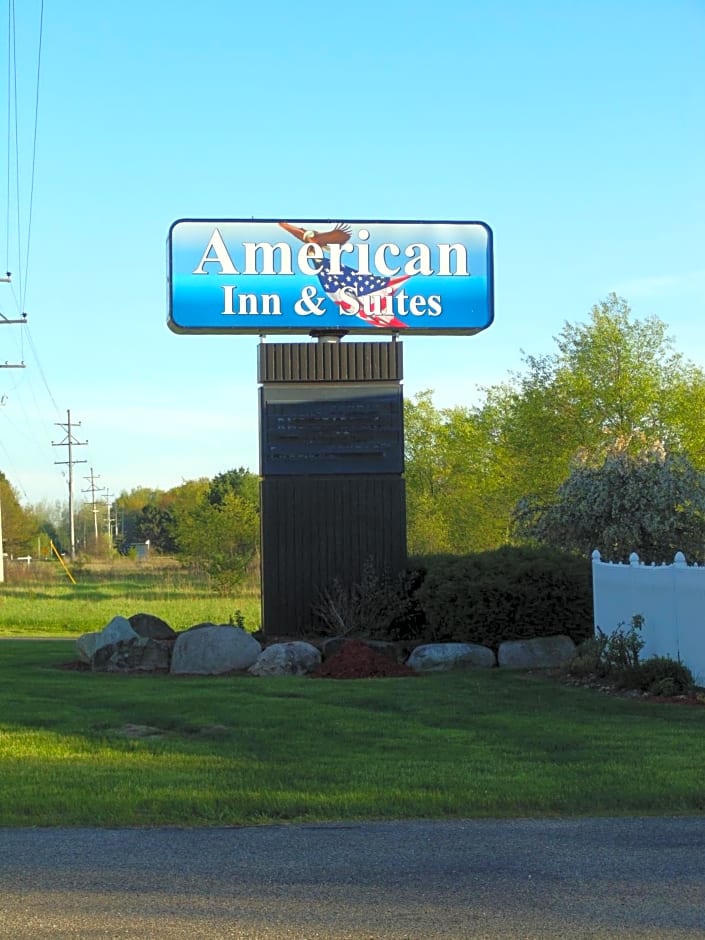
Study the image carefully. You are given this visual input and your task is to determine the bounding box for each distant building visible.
[129,540,150,561]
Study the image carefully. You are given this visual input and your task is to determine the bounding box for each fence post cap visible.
[629,552,641,566]
[674,551,687,566]
[591,549,601,562]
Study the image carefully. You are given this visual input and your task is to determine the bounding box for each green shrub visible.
[568,615,644,682]
[312,559,421,640]
[599,615,645,672]
[228,609,247,630]
[567,617,695,697]
[410,546,593,650]
[570,616,647,680]
[626,655,695,696]
[569,633,610,676]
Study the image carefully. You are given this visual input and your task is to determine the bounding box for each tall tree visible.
[0,472,39,557]
[404,392,516,554]
[175,488,259,590]
[548,294,705,462]
[404,391,453,554]
[508,295,705,467]
[114,487,167,548]
[483,295,705,530]
[206,467,259,509]
[403,295,705,556]
[25,499,67,556]
[135,503,178,553]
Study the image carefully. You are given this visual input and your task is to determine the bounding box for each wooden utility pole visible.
[52,410,87,560]
[0,275,27,368]
[0,275,26,580]
[104,490,114,542]
[82,467,102,542]
[0,496,4,584]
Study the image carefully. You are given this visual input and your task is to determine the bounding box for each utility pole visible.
[0,496,4,584]
[82,467,102,542]
[104,490,114,543]
[52,409,87,560]
[1,274,27,370]
[1,274,26,581]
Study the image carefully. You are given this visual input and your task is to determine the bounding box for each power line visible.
[4,0,46,314]
[23,322,58,410]
[1,277,64,503]
[8,0,22,306]
[21,0,44,312]
[1,5,53,507]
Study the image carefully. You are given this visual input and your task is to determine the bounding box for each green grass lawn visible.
[0,561,261,635]
[1,638,704,827]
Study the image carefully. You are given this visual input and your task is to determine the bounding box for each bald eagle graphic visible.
[279,221,352,248]
[278,221,410,329]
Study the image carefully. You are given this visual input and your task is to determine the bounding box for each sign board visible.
[260,385,403,475]
[168,219,493,336]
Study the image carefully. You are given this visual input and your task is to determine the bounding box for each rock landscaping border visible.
[73,613,578,679]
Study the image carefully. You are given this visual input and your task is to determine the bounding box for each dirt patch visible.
[312,639,417,679]
[116,723,166,739]
[55,660,90,671]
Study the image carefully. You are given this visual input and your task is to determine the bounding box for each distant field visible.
[0,558,261,636]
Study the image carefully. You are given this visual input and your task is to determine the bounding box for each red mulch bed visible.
[312,639,417,679]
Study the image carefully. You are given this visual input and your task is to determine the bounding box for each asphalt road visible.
[1,817,704,939]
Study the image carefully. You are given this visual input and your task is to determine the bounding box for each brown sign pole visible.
[258,334,407,637]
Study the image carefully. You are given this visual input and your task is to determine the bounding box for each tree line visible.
[404,294,705,563]
[0,468,261,589]
[3,294,705,577]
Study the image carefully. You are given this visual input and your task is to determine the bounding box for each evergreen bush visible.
[408,546,592,650]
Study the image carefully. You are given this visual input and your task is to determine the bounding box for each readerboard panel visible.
[260,385,403,475]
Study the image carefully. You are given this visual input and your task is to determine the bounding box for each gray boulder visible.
[249,641,321,677]
[407,643,496,671]
[498,635,576,669]
[171,624,261,675]
[128,612,177,640]
[75,615,139,664]
[101,615,138,644]
[76,631,102,664]
[91,637,172,673]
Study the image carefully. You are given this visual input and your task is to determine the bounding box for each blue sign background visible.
[168,219,493,335]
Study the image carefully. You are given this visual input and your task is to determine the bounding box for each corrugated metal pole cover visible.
[258,341,403,383]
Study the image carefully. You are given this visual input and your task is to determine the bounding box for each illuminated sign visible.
[168,219,493,336]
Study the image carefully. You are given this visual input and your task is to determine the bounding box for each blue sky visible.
[0,0,703,506]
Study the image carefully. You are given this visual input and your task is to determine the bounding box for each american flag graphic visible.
[317,258,410,329]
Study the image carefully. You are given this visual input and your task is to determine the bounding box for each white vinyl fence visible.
[591,550,705,684]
